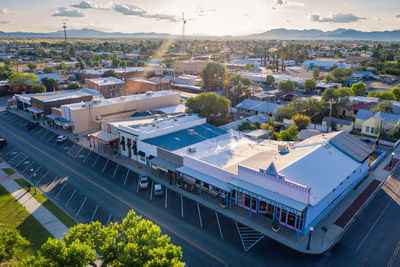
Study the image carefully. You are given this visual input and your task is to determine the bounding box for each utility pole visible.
[372,119,383,151]
[326,100,333,133]
[63,22,68,54]
[181,12,187,40]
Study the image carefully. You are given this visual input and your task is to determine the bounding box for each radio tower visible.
[181,12,186,39]
[63,22,68,45]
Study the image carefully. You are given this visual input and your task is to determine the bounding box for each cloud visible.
[195,7,217,17]
[112,3,179,22]
[0,8,16,15]
[272,0,304,9]
[52,7,85,17]
[308,13,366,23]
[71,1,109,10]
[0,19,11,24]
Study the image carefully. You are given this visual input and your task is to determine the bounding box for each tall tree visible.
[67,82,82,90]
[351,82,367,96]
[185,92,231,126]
[265,75,275,87]
[199,62,228,92]
[312,67,320,80]
[21,211,184,267]
[277,80,295,93]
[102,70,119,78]
[391,87,400,101]
[372,100,393,113]
[0,224,29,263]
[31,84,46,94]
[41,77,59,92]
[304,79,317,93]
[325,68,353,83]
[27,63,37,72]
[228,73,251,105]
[291,114,311,131]
[8,73,38,88]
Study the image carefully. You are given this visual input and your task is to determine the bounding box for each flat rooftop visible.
[86,77,124,86]
[143,123,227,151]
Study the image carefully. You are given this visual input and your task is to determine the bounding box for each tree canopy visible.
[102,69,119,78]
[372,100,393,113]
[8,73,38,87]
[21,211,184,267]
[351,82,367,96]
[391,87,400,101]
[278,125,298,141]
[43,67,56,74]
[41,77,59,92]
[228,73,251,105]
[244,63,254,71]
[265,75,275,86]
[137,60,147,67]
[368,91,396,100]
[185,92,231,126]
[312,68,320,80]
[291,114,311,131]
[325,68,353,83]
[67,82,82,90]
[304,79,317,93]
[0,223,29,263]
[199,62,228,91]
[277,80,295,93]
[31,84,46,94]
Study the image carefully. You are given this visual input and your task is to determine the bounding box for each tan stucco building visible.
[173,60,209,75]
[126,78,170,95]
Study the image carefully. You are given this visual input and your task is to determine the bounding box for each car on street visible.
[0,138,7,149]
[153,183,163,196]
[138,175,149,189]
[26,121,39,130]
[56,135,67,143]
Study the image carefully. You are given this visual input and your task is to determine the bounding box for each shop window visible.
[287,213,296,227]
[238,192,245,206]
[280,210,287,223]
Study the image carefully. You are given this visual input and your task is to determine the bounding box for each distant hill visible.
[247,28,400,40]
[1,28,400,40]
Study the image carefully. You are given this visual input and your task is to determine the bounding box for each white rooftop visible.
[86,77,124,86]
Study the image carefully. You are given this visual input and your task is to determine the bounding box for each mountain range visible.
[1,28,400,40]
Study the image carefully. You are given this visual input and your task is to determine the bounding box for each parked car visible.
[26,121,39,130]
[56,135,67,143]
[153,183,163,196]
[138,175,149,189]
[0,138,7,149]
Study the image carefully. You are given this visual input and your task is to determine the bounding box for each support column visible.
[229,192,232,209]
[197,202,203,228]
[249,197,253,219]
[199,181,202,196]
[256,199,259,214]
[295,215,300,241]
[273,206,276,222]
[180,194,184,217]
[164,187,168,208]
[215,212,223,239]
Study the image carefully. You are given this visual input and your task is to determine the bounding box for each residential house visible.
[355,109,400,137]
[321,117,354,132]
[236,99,283,117]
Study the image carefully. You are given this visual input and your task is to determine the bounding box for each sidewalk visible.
[7,108,399,254]
[0,159,70,240]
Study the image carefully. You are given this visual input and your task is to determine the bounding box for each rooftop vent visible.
[188,147,197,153]
[187,129,195,135]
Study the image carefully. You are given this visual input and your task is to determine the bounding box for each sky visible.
[0,0,399,35]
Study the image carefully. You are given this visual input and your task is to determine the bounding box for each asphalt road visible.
[1,109,400,267]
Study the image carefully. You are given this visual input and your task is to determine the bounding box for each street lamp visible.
[30,168,37,195]
[306,226,314,250]
[390,152,395,168]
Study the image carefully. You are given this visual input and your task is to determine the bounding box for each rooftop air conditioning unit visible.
[187,129,195,135]
[278,144,288,152]
[188,147,197,153]
[95,114,102,121]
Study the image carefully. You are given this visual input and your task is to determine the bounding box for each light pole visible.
[390,152,395,168]
[30,168,37,195]
[306,226,314,250]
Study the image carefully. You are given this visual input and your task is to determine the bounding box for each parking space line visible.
[112,165,118,179]
[60,140,68,149]
[37,170,50,184]
[14,155,28,167]
[55,182,67,199]
[83,150,91,162]
[75,146,83,157]
[41,130,51,139]
[30,166,41,178]
[22,161,34,173]
[106,213,112,226]
[46,176,58,192]
[76,196,87,217]
[90,205,99,223]
[92,154,100,167]
[102,159,109,173]
[3,148,16,158]
[124,169,130,185]
[8,152,20,162]
[66,189,77,206]
[47,133,56,142]
[34,128,45,136]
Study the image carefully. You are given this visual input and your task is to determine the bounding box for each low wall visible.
[369,150,386,170]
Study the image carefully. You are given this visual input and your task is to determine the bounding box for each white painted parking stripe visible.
[14,155,28,167]
[102,159,109,173]
[30,166,41,178]
[76,196,87,217]
[55,182,67,199]
[124,169,130,185]
[90,205,99,223]
[22,161,34,173]
[83,150,91,162]
[75,146,83,157]
[92,154,100,167]
[66,189,77,207]
[37,170,50,184]
[106,213,112,226]
[112,165,119,179]
[34,128,45,136]
[47,133,56,142]
[3,148,16,158]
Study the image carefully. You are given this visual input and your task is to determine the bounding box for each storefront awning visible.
[89,131,119,143]
[26,106,43,114]
[230,178,307,214]
[46,114,74,127]
[150,157,180,172]
[177,166,231,192]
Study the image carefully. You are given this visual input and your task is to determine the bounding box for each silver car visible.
[138,176,149,189]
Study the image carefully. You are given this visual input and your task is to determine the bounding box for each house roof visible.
[36,73,64,84]
[322,117,353,126]
[353,102,376,111]
[236,99,283,114]
[356,109,374,120]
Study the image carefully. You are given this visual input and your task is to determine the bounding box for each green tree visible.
[41,77,59,92]
[164,58,174,68]
[228,73,251,105]
[185,92,231,126]
[312,67,320,80]
[278,125,298,141]
[93,60,101,68]
[200,62,228,91]
[102,70,119,78]
[368,91,396,100]
[137,60,147,67]
[8,73,38,88]
[325,68,353,83]
[56,63,67,74]
[336,87,353,97]
[304,79,317,93]
[351,82,368,96]
[43,66,56,73]
[277,80,295,93]
[260,123,274,131]
[112,57,121,68]
[372,100,393,113]
[0,224,29,263]
[291,114,311,131]
[391,87,400,101]
[21,211,184,267]
[27,62,37,71]
[275,104,299,120]
[244,63,254,71]
[31,84,46,94]
[67,82,82,90]
[76,57,85,70]
[265,75,275,87]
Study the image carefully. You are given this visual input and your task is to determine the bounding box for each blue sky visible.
[0,0,399,35]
